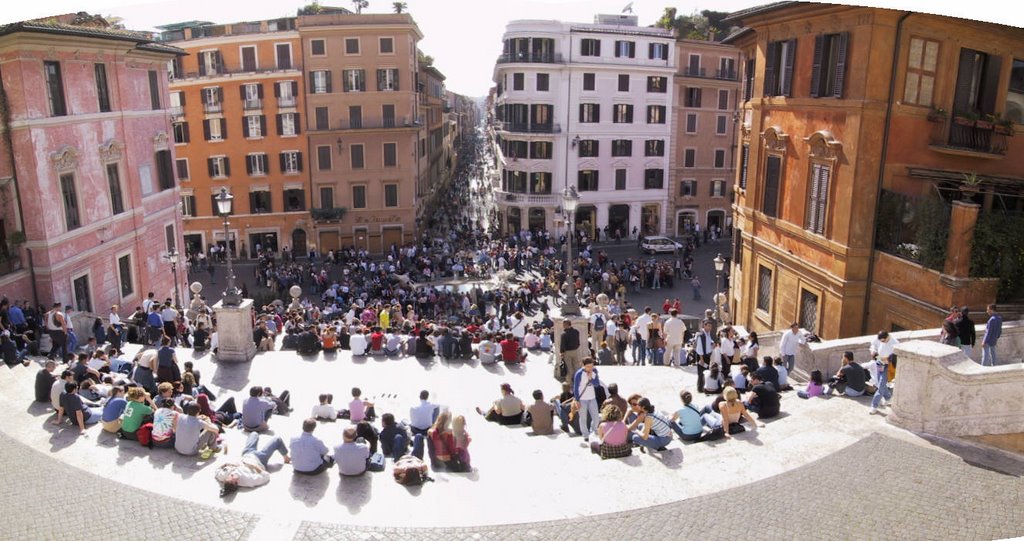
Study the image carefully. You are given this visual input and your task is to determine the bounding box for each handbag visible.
[558,359,567,379]
[594,384,607,405]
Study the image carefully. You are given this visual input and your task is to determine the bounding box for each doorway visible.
[507,207,522,235]
[608,204,630,238]
[291,229,308,258]
[641,204,661,236]
[574,205,596,239]
[250,233,279,258]
[528,207,546,233]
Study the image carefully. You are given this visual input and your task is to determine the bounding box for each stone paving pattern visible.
[0,430,258,541]
[293,433,1024,541]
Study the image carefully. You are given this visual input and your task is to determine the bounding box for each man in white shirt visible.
[409,390,436,435]
[868,330,899,414]
[632,307,654,366]
[663,309,686,368]
[350,329,368,356]
[478,336,499,364]
[693,321,716,392]
[778,322,807,374]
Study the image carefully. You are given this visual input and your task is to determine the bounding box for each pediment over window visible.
[50,146,79,173]
[804,130,843,160]
[760,126,789,152]
[99,139,124,163]
[153,131,169,151]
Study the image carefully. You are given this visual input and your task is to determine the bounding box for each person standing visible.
[868,331,898,415]
[558,319,581,383]
[982,303,1003,366]
[778,322,807,375]
[663,309,685,368]
[572,358,603,442]
[44,303,67,361]
[693,321,716,392]
[956,306,976,357]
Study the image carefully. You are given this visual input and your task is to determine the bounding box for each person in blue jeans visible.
[379,413,425,461]
[631,333,647,366]
[627,397,673,452]
[242,432,291,467]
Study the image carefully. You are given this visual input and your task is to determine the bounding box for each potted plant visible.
[927,107,946,123]
[960,172,983,200]
[7,230,25,246]
[995,116,1015,136]
[953,110,978,127]
[976,114,996,130]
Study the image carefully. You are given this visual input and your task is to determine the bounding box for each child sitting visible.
[312,393,340,420]
[733,366,750,393]
[798,370,825,399]
[774,357,793,391]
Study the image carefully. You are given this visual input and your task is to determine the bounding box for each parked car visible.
[640,236,683,254]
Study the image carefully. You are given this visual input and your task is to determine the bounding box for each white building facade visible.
[491,16,675,239]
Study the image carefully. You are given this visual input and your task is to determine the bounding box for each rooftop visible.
[0,13,183,55]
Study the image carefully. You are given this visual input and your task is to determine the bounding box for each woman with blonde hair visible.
[718,387,762,438]
[591,404,631,458]
[451,415,472,472]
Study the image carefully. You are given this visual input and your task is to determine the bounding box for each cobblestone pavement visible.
[293,433,1024,541]
[0,430,258,541]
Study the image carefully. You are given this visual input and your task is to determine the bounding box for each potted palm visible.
[995,116,1015,136]
[960,172,983,200]
[953,110,978,127]
[926,107,946,123]
[976,114,996,130]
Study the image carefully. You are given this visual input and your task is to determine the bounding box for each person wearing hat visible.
[778,322,807,375]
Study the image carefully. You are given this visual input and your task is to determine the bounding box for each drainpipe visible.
[862,11,913,336]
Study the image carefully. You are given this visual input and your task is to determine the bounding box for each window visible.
[1007,59,1024,124]
[246,153,268,176]
[106,164,124,215]
[649,42,668,60]
[647,105,666,124]
[173,122,190,144]
[249,191,272,214]
[203,118,226,141]
[712,179,725,197]
[199,50,222,76]
[384,184,399,207]
[686,113,697,133]
[615,169,627,190]
[284,189,305,212]
[311,70,331,93]
[202,86,222,113]
[799,290,819,333]
[208,156,229,178]
[806,163,831,235]
[319,186,334,208]
[739,144,750,189]
[165,224,176,252]
[644,169,664,189]
[611,139,632,157]
[44,61,67,116]
[578,170,599,191]
[903,38,940,106]
[613,104,633,123]
[281,151,302,173]
[615,40,635,58]
[242,82,263,109]
[155,150,174,191]
[505,140,527,159]
[530,172,552,194]
[148,70,160,110]
[716,115,728,135]
[579,103,600,123]
[810,32,849,98]
[72,274,92,313]
[718,89,729,110]
[383,143,397,167]
[377,68,399,91]
[645,140,665,156]
[578,139,598,157]
[350,144,364,169]
[243,114,266,138]
[94,64,111,112]
[685,87,702,107]
[581,38,601,57]
[684,148,696,168]
[379,37,394,54]
[343,69,366,92]
[382,104,395,127]
[763,155,782,218]
[240,45,257,71]
[277,112,298,136]
[744,58,755,101]
[352,185,367,209]
[647,76,667,93]
[276,43,292,69]
[618,74,630,92]
[59,173,80,230]
[764,39,797,97]
[953,48,1002,117]
[719,57,737,79]
[714,149,726,168]
[315,106,329,130]
[175,158,189,181]
[530,141,552,159]
[310,39,326,56]
[513,73,525,91]
[536,73,549,91]
[680,179,696,197]
[757,266,773,312]
[317,145,332,171]
[345,38,360,54]
[582,73,595,91]
[180,194,195,217]
[687,54,702,76]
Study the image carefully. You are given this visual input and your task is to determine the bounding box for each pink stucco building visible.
[0,14,185,317]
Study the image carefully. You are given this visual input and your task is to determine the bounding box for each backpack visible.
[593,315,605,332]
[137,422,154,448]
[393,455,429,486]
[367,452,386,472]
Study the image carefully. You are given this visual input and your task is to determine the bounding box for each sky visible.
[3,0,1023,97]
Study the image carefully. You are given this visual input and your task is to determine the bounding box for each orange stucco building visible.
[726,2,1024,339]
[164,18,310,260]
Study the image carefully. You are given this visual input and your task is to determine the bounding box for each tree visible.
[653,7,734,41]
[298,1,323,15]
[392,1,407,13]
[353,0,369,14]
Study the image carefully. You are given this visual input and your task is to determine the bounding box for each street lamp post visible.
[561,186,581,316]
[713,252,725,326]
[215,188,243,306]
[163,247,182,309]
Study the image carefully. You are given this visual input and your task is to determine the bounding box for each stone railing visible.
[888,339,1024,437]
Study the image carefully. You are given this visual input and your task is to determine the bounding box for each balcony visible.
[333,117,418,130]
[496,52,564,64]
[495,190,557,205]
[928,115,1010,158]
[311,207,347,222]
[682,67,739,81]
[169,106,184,119]
[495,122,561,134]
[715,69,738,81]
[277,96,297,108]
[243,98,262,111]
[203,102,223,114]
[683,67,706,77]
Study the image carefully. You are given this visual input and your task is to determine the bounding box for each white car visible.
[640,236,683,254]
